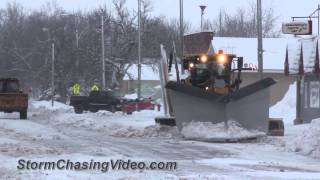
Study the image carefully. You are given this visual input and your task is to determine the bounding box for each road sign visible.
[282,20,312,35]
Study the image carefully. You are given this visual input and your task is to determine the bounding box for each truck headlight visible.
[189,63,195,68]
[200,55,208,63]
[217,55,227,64]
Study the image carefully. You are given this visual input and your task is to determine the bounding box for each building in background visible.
[286,36,320,124]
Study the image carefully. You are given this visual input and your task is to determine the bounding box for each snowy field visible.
[0,98,319,179]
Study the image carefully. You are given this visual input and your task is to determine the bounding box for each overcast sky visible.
[1,0,320,31]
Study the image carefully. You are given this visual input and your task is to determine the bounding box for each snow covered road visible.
[0,102,319,179]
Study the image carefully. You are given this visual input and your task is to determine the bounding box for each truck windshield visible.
[6,81,19,92]
[269,121,279,130]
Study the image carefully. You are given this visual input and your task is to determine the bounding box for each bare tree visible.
[0,1,186,101]
[204,4,279,38]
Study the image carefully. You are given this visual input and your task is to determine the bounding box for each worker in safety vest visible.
[91,84,99,91]
[72,83,81,95]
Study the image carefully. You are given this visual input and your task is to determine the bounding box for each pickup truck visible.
[0,78,28,119]
[70,90,121,114]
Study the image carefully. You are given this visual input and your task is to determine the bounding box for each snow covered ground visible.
[0,100,319,179]
[278,119,320,159]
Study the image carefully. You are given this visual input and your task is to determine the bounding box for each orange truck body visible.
[0,93,28,113]
[0,78,28,119]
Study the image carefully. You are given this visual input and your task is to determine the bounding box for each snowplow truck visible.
[163,33,276,134]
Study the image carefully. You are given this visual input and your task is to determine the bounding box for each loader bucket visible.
[166,78,276,133]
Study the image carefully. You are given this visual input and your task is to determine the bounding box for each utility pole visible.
[75,16,79,78]
[318,4,320,35]
[51,42,55,107]
[257,0,263,79]
[219,10,223,36]
[180,0,184,75]
[137,0,142,99]
[200,5,207,32]
[295,76,302,124]
[43,27,55,107]
[101,15,106,90]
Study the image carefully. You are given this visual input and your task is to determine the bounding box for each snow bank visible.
[48,109,176,139]
[124,64,158,80]
[124,93,138,99]
[286,119,320,158]
[181,121,265,141]
[154,85,161,89]
[269,83,296,125]
[30,100,72,113]
[0,119,66,141]
[111,124,180,138]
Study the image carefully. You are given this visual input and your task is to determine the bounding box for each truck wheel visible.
[74,106,84,114]
[110,105,116,113]
[20,110,27,119]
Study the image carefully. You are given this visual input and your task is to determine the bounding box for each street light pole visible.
[43,27,55,107]
[101,15,106,90]
[257,0,264,80]
[180,0,184,75]
[137,0,142,99]
[75,17,79,49]
[318,4,320,36]
[51,42,55,107]
[75,17,79,78]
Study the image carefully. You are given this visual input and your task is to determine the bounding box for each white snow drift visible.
[285,118,320,158]
[181,121,265,140]
[270,83,296,125]
[30,100,72,113]
[111,124,180,138]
